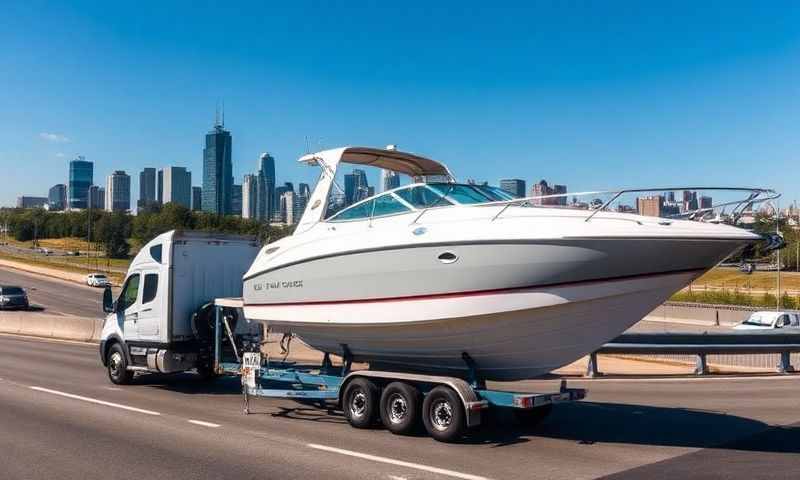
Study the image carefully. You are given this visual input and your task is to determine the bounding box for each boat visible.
[242,146,776,381]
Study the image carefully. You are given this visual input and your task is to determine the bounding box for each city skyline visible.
[3,4,800,210]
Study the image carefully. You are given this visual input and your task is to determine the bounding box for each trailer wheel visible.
[343,378,378,428]
[514,404,553,425]
[422,386,466,442]
[380,382,421,435]
[107,343,133,385]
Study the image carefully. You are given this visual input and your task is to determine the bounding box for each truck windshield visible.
[743,314,773,326]
[2,287,24,295]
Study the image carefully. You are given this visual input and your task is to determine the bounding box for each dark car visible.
[0,286,29,310]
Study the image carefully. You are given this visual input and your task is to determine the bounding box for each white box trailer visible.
[99,230,261,379]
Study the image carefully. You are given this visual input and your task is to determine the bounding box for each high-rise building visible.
[344,169,369,206]
[531,180,567,206]
[191,186,202,211]
[157,169,164,204]
[202,118,233,215]
[380,169,400,192]
[272,182,294,223]
[161,166,192,208]
[242,174,257,219]
[499,179,526,198]
[106,170,131,212]
[16,196,48,209]
[699,196,713,210]
[68,156,93,210]
[256,153,275,222]
[138,168,157,209]
[88,185,105,210]
[682,191,698,212]
[232,184,242,216]
[282,191,296,225]
[48,184,67,211]
[637,195,664,217]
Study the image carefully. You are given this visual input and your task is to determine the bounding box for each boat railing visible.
[413,187,779,225]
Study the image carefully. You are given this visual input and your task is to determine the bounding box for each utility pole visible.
[776,203,781,311]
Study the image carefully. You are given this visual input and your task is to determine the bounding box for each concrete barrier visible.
[0,312,102,342]
[644,302,759,327]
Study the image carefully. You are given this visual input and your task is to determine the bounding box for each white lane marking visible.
[306,444,492,480]
[104,387,123,391]
[29,386,161,416]
[0,332,97,347]
[188,419,221,428]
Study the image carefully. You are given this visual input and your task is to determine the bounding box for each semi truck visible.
[99,230,584,442]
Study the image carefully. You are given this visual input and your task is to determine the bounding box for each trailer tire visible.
[343,378,379,429]
[513,404,553,425]
[380,382,421,435]
[107,343,133,385]
[422,386,466,442]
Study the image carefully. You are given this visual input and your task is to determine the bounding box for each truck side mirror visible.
[102,286,115,313]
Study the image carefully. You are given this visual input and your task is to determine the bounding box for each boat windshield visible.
[426,183,516,204]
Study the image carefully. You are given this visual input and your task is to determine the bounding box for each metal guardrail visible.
[588,332,800,377]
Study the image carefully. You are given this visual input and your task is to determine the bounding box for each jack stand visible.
[321,352,333,373]
[461,352,486,390]
[340,344,353,376]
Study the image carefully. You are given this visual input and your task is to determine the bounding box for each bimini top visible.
[299,146,452,178]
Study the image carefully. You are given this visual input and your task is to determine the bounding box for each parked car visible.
[734,311,800,330]
[87,273,111,288]
[0,286,30,310]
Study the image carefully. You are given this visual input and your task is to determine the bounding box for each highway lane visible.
[1,334,799,480]
[0,266,107,318]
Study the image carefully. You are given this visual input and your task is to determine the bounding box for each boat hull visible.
[245,270,702,381]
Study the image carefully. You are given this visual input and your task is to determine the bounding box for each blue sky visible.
[2,1,800,208]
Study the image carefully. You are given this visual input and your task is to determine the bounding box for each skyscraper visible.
[138,168,157,209]
[344,169,369,206]
[232,184,242,216]
[531,180,567,206]
[106,170,131,212]
[256,152,275,222]
[272,182,294,223]
[88,185,105,210]
[380,169,400,192]
[157,169,164,204]
[499,179,526,198]
[242,174,257,219]
[161,166,192,208]
[202,116,233,215]
[282,191,296,225]
[68,156,93,210]
[637,195,664,217]
[16,196,48,209]
[48,184,66,211]
[191,186,202,211]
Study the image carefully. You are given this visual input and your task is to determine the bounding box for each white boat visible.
[242,146,773,381]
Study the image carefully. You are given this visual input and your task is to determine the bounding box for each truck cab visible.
[99,230,262,384]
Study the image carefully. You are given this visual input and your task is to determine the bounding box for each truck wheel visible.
[343,378,378,429]
[107,343,133,385]
[514,404,553,425]
[380,382,421,435]
[422,386,466,442]
[196,362,218,381]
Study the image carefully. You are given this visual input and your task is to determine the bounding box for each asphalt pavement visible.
[0,269,799,479]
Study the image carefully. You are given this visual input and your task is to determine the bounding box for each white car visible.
[87,273,111,288]
[734,311,800,330]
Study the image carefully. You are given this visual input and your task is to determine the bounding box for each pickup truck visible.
[733,311,800,330]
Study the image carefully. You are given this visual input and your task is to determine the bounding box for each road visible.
[0,335,798,479]
[1,268,799,479]
[0,266,106,318]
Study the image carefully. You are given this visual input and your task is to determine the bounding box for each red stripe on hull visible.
[244,267,704,308]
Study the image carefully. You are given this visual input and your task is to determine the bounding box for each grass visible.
[691,267,800,291]
[0,250,126,284]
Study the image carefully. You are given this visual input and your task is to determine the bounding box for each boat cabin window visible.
[427,184,495,204]
[329,199,375,222]
[395,185,453,209]
[372,193,411,217]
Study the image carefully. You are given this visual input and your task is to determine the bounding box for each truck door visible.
[117,273,141,341]
[136,271,161,341]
